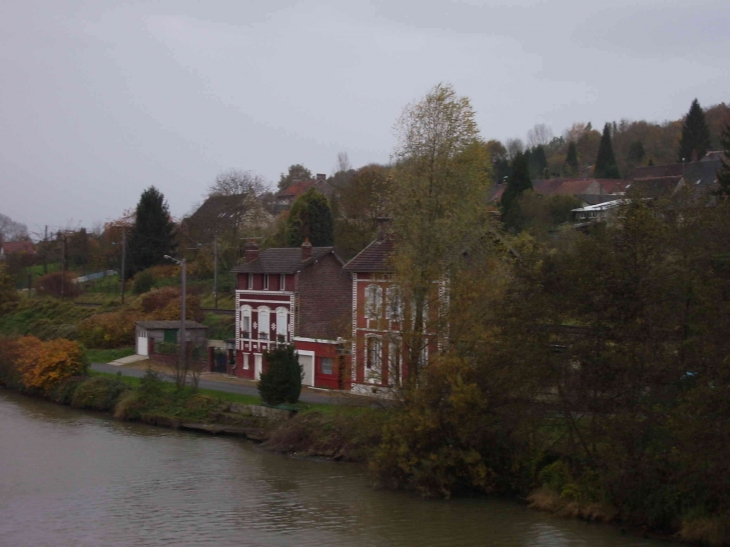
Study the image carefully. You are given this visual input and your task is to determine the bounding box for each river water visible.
[0,390,666,547]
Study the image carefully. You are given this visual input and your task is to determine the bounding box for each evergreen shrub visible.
[132,269,157,295]
[70,376,130,411]
[258,345,302,406]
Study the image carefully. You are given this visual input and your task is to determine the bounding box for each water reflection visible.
[0,390,661,547]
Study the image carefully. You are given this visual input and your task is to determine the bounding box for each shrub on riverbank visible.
[15,336,87,393]
[71,376,130,411]
[263,408,387,462]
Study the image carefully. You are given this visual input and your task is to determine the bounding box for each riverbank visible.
[0,338,722,547]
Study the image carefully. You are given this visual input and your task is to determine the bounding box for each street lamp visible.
[164,255,187,383]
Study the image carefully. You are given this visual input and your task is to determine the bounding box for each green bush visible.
[50,376,87,405]
[132,269,157,295]
[258,345,302,406]
[70,375,130,411]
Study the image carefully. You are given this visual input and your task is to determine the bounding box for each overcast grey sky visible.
[1,0,728,233]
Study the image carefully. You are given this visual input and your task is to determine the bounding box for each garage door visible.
[298,354,314,387]
[137,333,148,356]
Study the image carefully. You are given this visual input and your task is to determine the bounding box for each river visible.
[0,390,666,547]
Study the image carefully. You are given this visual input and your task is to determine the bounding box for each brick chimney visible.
[316,173,326,181]
[301,238,312,261]
[244,239,259,263]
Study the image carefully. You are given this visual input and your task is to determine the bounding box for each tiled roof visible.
[135,321,207,330]
[343,237,395,273]
[2,241,34,254]
[625,176,684,198]
[277,179,317,199]
[231,247,339,274]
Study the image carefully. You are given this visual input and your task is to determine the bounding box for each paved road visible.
[90,363,361,406]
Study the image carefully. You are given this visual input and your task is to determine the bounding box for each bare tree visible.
[335,151,352,173]
[0,213,29,242]
[526,123,554,147]
[505,138,525,160]
[207,169,269,197]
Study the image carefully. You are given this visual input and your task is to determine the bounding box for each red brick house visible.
[343,233,439,395]
[231,239,352,389]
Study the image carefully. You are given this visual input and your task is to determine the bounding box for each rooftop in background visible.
[625,156,724,187]
[343,236,395,273]
[0,240,34,255]
[231,246,339,274]
[624,176,686,198]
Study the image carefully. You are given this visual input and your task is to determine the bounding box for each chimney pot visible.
[244,239,259,263]
[301,238,312,260]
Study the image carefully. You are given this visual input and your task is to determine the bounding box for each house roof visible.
[343,237,395,273]
[489,178,625,203]
[626,159,722,186]
[1,241,34,254]
[624,176,684,198]
[231,247,340,274]
[182,194,271,236]
[135,321,208,330]
[277,179,317,199]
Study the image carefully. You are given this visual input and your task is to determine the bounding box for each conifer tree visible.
[127,187,177,276]
[594,123,620,179]
[565,142,579,175]
[678,99,712,162]
[286,188,334,247]
[501,152,532,227]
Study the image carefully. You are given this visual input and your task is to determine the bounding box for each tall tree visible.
[0,213,28,243]
[128,187,177,276]
[391,83,492,380]
[277,164,312,191]
[67,228,90,269]
[678,99,712,162]
[564,141,579,175]
[286,188,334,247]
[502,152,532,214]
[594,123,620,179]
[207,169,267,197]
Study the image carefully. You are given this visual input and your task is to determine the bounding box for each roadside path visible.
[89,363,368,406]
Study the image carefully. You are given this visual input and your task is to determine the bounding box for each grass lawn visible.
[86,369,370,414]
[85,347,135,363]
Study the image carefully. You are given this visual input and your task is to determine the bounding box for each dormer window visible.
[263,274,269,290]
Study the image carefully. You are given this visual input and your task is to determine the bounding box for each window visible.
[389,336,402,386]
[386,286,403,321]
[276,307,288,341]
[258,306,270,340]
[365,284,383,320]
[241,305,252,337]
[280,274,286,291]
[247,273,253,290]
[366,336,382,370]
[263,274,269,290]
[321,357,334,375]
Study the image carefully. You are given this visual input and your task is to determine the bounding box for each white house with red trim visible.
[342,233,439,395]
[230,239,352,389]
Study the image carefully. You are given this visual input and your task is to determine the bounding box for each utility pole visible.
[213,234,218,310]
[43,225,48,275]
[60,232,67,298]
[180,258,187,383]
[120,229,126,305]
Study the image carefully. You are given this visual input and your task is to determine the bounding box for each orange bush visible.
[77,310,142,349]
[15,336,86,392]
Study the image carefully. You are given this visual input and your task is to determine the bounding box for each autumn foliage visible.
[13,336,86,393]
